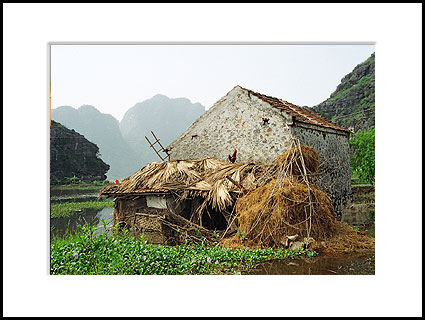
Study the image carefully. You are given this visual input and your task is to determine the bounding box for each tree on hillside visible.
[349,126,375,185]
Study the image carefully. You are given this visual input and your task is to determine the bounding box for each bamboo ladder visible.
[145,131,170,162]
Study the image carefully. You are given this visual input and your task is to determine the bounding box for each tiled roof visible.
[243,87,351,133]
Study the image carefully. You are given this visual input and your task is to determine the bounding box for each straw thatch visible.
[98,157,266,218]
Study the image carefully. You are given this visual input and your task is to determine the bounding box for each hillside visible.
[311,53,375,133]
[50,120,109,184]
[51,95,205,179]
[120,94,205,164]
[51,105,142,179]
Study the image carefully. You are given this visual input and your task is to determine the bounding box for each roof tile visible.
[244,87,350,133]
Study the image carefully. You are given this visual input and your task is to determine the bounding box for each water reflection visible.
[50,207,114,238]
[50,187,106,203]
[244,253,375,275]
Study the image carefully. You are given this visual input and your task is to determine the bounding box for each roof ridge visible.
[238,86,350,133]
[280,99,322,126]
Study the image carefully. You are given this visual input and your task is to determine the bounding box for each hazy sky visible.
[51,44,375,122]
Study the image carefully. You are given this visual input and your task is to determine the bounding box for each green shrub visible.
[64,175,84,185]
[350,126,375,185]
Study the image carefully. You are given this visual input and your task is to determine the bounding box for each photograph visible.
[4,3,422,317]
[49,43,376,275]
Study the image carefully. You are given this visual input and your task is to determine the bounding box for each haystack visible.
[220,141,374,254]
[221,177,336,249]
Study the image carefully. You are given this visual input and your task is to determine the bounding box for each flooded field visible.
[50,207,114,238]
[244,252,375,275]
[50,188,101,203]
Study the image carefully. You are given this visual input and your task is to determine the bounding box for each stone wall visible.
[290,122,352,217]
[168,86,294,164]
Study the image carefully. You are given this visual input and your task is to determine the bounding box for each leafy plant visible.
[64,175,84,185]
[237,230,248,241]
[50,225,317,275]
[350,126,375,185]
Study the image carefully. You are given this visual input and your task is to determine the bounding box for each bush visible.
[64,175,84,185]
[350,126,375,185]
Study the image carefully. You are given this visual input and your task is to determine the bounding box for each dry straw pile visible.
[230,178,337,248]
[221,142,374,254]
[311,221,375,255]
[276,144,319,177]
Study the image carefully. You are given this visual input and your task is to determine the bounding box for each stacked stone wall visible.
[169,86,293,164]
[290,123,352,217]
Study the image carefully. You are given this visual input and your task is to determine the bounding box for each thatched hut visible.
[98,157,266,245]
[99,143,374,254]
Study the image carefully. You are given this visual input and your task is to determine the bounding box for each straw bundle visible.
[225,177,337,249]
[276,144,319,176]
[201,163,258,211]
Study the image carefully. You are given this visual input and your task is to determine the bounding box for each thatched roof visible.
[99,157,267,212]
[99,144,322,215]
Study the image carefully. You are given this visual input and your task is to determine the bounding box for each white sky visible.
[51,44,375,121]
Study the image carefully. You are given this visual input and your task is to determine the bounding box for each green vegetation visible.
[50,225,317,275]
[51,200,114,218]
[51,180,112,191]
[329,74,373,103]
[360,97,369,105]
[64,175,84,184]
[350,126,375,185]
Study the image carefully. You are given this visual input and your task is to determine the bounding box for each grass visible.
[50,225,318,275]
[51,200,114,218]
[50,183,112,191]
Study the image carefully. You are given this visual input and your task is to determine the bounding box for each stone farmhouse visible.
[167,85,353,216]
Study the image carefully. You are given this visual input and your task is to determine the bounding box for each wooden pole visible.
[226,175,248,194]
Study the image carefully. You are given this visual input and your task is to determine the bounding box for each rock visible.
[303,237,315,248]
[287,234,299,241]
[289,241,305,250]
[50,120,110,184]
[310,52,375,133]
[283,234,299,248]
